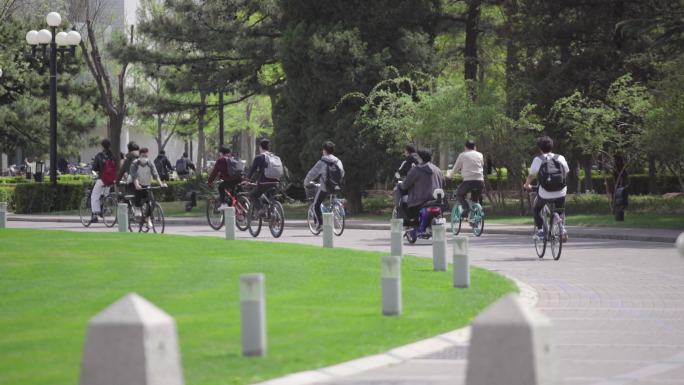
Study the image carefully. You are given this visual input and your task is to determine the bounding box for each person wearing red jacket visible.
[208,147,244,209]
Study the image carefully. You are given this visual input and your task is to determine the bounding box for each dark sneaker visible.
[90,215,99,223]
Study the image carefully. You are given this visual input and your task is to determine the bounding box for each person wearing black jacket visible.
[154,150,173,181]
[90,139,114,222]
[395,144,419,181]
[246,139,280,213]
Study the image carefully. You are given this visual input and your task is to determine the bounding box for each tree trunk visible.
[583,155,593,192]
[648,155,658,195]
[108,113,124,164]
[197,91,207,171]
[567,158,580,194]
[346,187,363,215]
[156,115,163,153]
[439,143,449,170]
[464,0,481,97]
[504,0,518,117]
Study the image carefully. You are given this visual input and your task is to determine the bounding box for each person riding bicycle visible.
[523,136,569,240]
[90,139,116,223]
[246,139,283,217]
[154,150,174,181]
[130,148,167,219]
[398,149,445,225]
[304,140,345,232]
[447,139,484,219]
[117,141,140,195]
[208,146,244,210]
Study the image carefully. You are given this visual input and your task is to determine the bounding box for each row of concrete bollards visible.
[80,273,267,385]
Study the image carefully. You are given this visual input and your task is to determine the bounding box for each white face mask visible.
[139,157,148,165]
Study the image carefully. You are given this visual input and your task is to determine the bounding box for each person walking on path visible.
[175,152,196,180]
[154,150,174,181]
[448,139,485,218]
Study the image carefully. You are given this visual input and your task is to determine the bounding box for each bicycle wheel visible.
[307,204,321,235]
[534,222,546,258]
[248,205,262,237]
[79,196,92,227]
[550,213,563,260]
[332,202,345,236]
[102,195,118,228]
[470,203,485,237]
[150,202,165,234]
[269,201,285,238]
[451,205,462,235]
[206,196,224,231]
[126,203,135,232]
[235,195,250,231]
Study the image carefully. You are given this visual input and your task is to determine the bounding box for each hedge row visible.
[361,191,684,216]
[445,174,682,194]
[2,180,198,214]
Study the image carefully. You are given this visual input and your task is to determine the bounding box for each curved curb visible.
[250,277,538,385]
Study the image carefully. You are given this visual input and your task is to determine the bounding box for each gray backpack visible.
[263,153,284,180]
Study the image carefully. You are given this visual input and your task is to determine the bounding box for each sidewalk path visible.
[5,220,684,385]
[7,214,682,243]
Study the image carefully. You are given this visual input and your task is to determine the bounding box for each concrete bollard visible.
[676,232,684,258]
[381,255,402,316]
[453,236,470,288]
[80,293,184,385]
[0,202,7,228]
[117,203,128,233]
[240,273,266,357]
[432,223,448,271]
[390,218,403,257]
[224,206,236,240]
[322,212,334,248]
[466,294,556,385]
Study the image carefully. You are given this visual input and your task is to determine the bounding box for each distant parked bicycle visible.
[527,185,565,260]
[206,180,251,231]
[306,182,345,236]
[246,183,285,238]
[450,185,484,237]
[79,182,118,228]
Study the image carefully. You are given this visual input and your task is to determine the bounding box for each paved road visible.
[6,221,684,385]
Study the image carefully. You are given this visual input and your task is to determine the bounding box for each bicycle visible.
[130,186,166,234]
[206,180,251,231]
[246,183,285,238]
[79,182,119,228]
[527,186,565,260]
[306,183,345,236]
[450,187,484,237]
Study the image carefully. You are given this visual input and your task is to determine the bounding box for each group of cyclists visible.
[395,135,569,242]
[87,133,568,242]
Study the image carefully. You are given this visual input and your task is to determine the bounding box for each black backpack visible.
[538,154,566,192]
[323,159,343,191]
[226,157,244,179]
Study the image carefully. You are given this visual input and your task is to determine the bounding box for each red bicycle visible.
[206,180,251,231]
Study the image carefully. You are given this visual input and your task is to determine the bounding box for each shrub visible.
[0,186,15,211]
[12,182,88,214]
[363,194,394,214]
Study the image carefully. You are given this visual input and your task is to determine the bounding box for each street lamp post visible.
[25,12,81,186]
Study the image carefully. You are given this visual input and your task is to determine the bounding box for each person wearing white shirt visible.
[523,136,569,239]
[447,140,485,218]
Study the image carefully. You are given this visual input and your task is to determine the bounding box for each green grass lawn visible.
[0,229,516,385]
